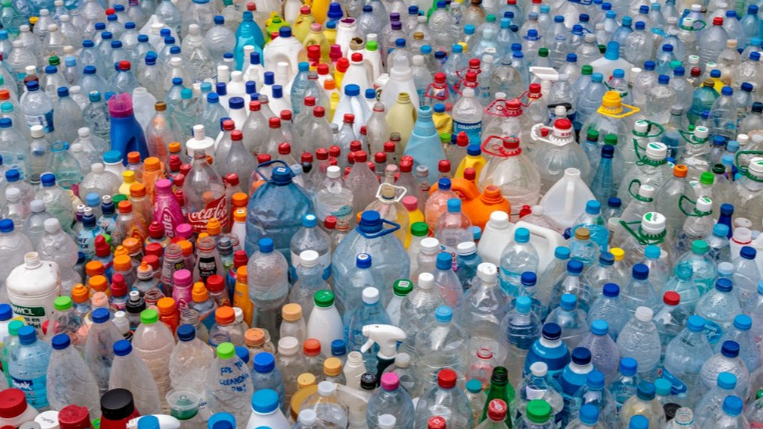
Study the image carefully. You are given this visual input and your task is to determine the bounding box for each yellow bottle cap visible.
[282,303,302,322]
[610,248,625,261]
[323,357,342,376]
[192,282,209,302]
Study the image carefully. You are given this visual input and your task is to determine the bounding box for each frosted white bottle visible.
[343,351,366,390]
[186,125,215,157]
[477,211,514,266]
[245,389,290,429]
[6,252,60,334]
[306,290,344,358]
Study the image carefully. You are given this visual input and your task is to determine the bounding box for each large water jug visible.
[478,136,541,220]
[332,211,409,307]
[245,160,315,262]
[530,118,592,192]
[6,251,60,334]
[539,168,595,230]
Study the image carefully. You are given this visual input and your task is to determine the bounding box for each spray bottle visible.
[361,324,406,379]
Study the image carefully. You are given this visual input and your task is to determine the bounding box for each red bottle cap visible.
[281,110,292,121]
[663,291,680,306]
[329,145,341,158]
[301,152,313,163]
[0,389,27,418]
[268,117,281,128]
[438,160,451,173]
[111,273,127,297]
[354,150,368,163]
[233,250,248,268]
[487,400,508,421]
[145,242,163,257]
[374,152,386,163]
[336,57,350,72]
[303,96,316,107]
[464,168,476,181]
[257,154,272,164]
[249,100,261,111]
[343,113,355,124]
[314,106,326,117]
[316,148,328,160]
[118,60,130,71]
[384,141,396,153]
[434,72,446,84]
[231,130,243,141]
[324,215,337,229]
[437,368,457,388]
[58,405,92,429]
[428,417,446,429]
[350,141,362,152]
[206,274,225,293]
[222,119,235,131]
[168,154,182,172]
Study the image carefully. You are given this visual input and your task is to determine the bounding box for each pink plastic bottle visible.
[171,269,193,310]
[153,179,184,238]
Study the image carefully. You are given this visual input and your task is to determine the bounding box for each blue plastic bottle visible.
[107,92,148,162]
[608,357,639,410]
[9,325,52,409]
[234,11,264,70]
[403,105,447,184]
[559,347,594,425]
[523,322,571,378]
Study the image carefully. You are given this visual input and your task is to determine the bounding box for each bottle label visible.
[703,319,723,344]
[12,374,48,409]
[11,303,46,331]
[453,120,482,145]
[158,206,183,238]
[24,111,54,133]
[658,366,688,395]
[188,195,228,233]
[197,256,218,282]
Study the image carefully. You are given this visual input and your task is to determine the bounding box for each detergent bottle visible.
[477,211,513,266]
[460,185,511,231]
[108,93,148,162]
[455,144,487,179]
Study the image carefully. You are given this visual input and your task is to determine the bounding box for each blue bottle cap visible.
[177,324,196,341]
[721,340,740,358]
[331,339,346,356]
[585,200,601,215]
[103,150,122,164]
[741,82,754,92]
[356,253,372,269]
[464,25,475,35]
[579,404,599,425]
[602,283,619,297]
[302,213,317,228]
[0,304,11,321]
[515,296,532,313]
[629,415,649,429]
[632,263,649,280]
[466,379,482,393]
[344,84,360,96]
[620,357,638,375]
[364,88,376,100]
[715,277,733,292]
[111,40,122,48]
[113,339,132,356]
[591,320,608,335]
[741,246,756,259]
[643,60,655,71]
[447,198,461,213]
[181,88,193,99]
[733,314,752,331]
[586,371,605,389]
[0,118,11,129]
[514,227,530,243]
[45,65,56,74]
[752,51,761,62]
[571,347,591,365]
[722,396,744,416]
[327,2,343,19]
[718,372,737,389]
[674,66,685,76]
[4,169,18,182]
[258,238,274,253]
[57,87,69,98]
[634,20,645,30]
[710,69,721,78]
[25,81,39,91]
[92,307,110,323]
[18,326,36,345]
[687,315,705,332]
[252,389,279,414]
[606,10,616,18]
[521,271,537,286]
[591,72,603,83]
[749,4,759,13]
[554,15,564,22]
[567,259,583,274]
[554,246,570,259]
[452,44,463,53]
[654,378,672,396]
[125,22,135,29]
[433,103,446,113]
[254,352,276,373]
[566,53,577,63]
[95,22,106,30]
[542,323,562,340]
[83,39,94,48]
[436,252,452,270]
[639,4,649,12]
[246,81,256,94]
[722,85,733,96]
[359,211,382,233]
[207,413,235,429]
[662,43,673,52]
[235,346,249,364]
[41,173,56,186]
[560,294,577,311]
[598,252,614,266]
[658,74,670,84]
[214,15,224,25]
[216,82,228,96]
[438,177,452,191]
[395,38,406,47]
[636,381,656,400]
[107,13,117,21]
[712,223,729,237]
[51,333,70,350]
[228,97,244,110]
[435,305,453,322]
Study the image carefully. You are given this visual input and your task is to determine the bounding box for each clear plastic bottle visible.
[459,263,508,362]
[414,306,469,389]
[168,324,214,393]
[205,342,254,427]
[131,308,174,409]
[699,340,750,396]
[619,382,666,429]
[587,283,630,341]
[499,227,539,295]
[108,339,162,415]
[414,368,474,429]
[616,307,661,380]
[695,278,742,346]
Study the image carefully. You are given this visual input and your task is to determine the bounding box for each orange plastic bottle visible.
[157,297,179,332]
[461,185,511,230]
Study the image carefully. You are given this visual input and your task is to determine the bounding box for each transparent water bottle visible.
[699,341,750,396]
[695,278,742,346]
[616,307,661,380]
[586,283,630,341]
[414,306,469,389]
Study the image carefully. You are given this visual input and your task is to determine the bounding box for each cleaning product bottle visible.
[108,93,148,162]
[360,324,407,378]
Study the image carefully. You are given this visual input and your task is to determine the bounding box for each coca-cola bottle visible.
[153,178,184,238]
[182,150,228,233]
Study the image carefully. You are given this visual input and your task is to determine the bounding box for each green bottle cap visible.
[604,134,618,145]
[8,320,23,336]
[700,171,714,185]
[526,400,552,423]
[393,279,413,297]
[217,342,235,359]
[140,308,159,324]
[366,40,377,51]
[692,240,709,254]
[411,222,429,237]
[314,290,335,308]
[581,65,593,75]
[54,296,72,311]
[586,129,599,142]
[538,48,548,57]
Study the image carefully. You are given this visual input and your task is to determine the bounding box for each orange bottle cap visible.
[236,266,247,283]
[127,151,141,164]
[88,275,108,292]
[71,284,89,303]
[216,306,235,324]
[207,218,221,235]
[144,157,161,171]
[245,328,265,347]
[192,282,209,302]
[157,297,176,315]
[232,192,248,207]
[113,255,132,271]
[233,208,247,222]
[282,303,302,322]
[114,245,129,257]
[323,357,342,376]
[674,164,688,178]
[85,260,104,276]
[168,142,181,153]
[122,237,141,253]
[297,373,316,389]
[118,200,133,213]
[178,240,193,256]
[130,182,146,198]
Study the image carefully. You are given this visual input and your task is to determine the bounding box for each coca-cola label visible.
[187,196,228,233]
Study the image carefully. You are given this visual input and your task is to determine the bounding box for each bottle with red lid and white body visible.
[0,389,39,427]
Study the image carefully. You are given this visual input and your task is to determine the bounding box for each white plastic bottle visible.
[245,389,290,429]
[185,125,215,158]
[343,351,366,390]
[477,211,513,266]
[6,252,60,333]
[306,290,344,358]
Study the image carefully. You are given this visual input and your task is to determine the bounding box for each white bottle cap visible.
[11,40,21,48]
[31,125,44,138]
[734,226,752,243]
[192,125,206,140]
[585,33,596,42]
[278,336,299,355]
[91,162,104,173]
[233,307,243,323]
[150,22,163,33]
[645,142,668,161]
[532,205,545,215]
[489,211,510,228]
[300,250,319,267]
[378,415,397,429]
[420,237,440,253]
[39,8,49,15]
[483,55,494,65]
[362,287,380,304]
[299,410,319,426]
[418,272,435,289]
[457,242,476,256]
[30,200,45,212]
[635,306,653,322]
[47,23,58,32]
[737,134,750,146]
[640,212,665,235]
[170,57,182,67]
[696,196,712,212]
[477,262,498,282]
[639,184,655,198]
[748,157,763,177]
[326,165,341,179]
[34,410,59,429]
[634,120,649,134]
[688,55,700,65]
[395,352,411,367]
[412,55,424,66]
[691,4,702,11]
[718,262,734,276]
[530,362,548,377]
[667,16,677,24]
[231,71,243,82]
[25,65,36,76]
[83,207,92,217]
[188,24,201,35]
[554,105,567,117]
[77,127,91,138]
[317,381,335,396]
[43,218,61,233]
[694,126,709,139]
[4,187,20,202]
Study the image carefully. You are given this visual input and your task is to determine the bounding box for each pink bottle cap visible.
[156,179,172,192]
[176,223,193,238]
[401,196,418,211]
[173,269,193,287]
[380,372,399,391]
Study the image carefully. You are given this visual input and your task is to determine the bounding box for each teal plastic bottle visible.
[403,105,446,184]
[234,11,264,71]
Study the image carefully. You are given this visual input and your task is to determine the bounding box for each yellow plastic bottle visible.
[333,57,348,88]
[401,195,425,248]
[233,266,254,326]
[303,23,330,63]
[308,0,330,23]
[456,145,487,178]
[119,170,136,196]
[329,90,340,121]
[432,103,453,136]
[293,6,316,42]
[265,12,288,42]
[323,20,337,45]
[386,92,417,147]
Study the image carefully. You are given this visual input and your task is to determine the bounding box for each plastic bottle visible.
[699,340,750,396]
[206,342,254,426]
[619,382,666,429]
[8,326,51,409]
[414,368,474,429]
[695,278,742,346]
[616,307,661,380]
[306,290,343,358]
[131,308,174,408]
[168,324,214,394]
[108,339,162,416]
[6,250,59,332]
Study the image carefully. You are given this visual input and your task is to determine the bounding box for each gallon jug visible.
[580,91,640,147]
[245,161,315,262]
[6,252,61,333]
[477,211,514,265]
[461,185,511,231]
[108,93,148,163]
[539,168,595,230]
[478,136,541,220]
[530,118,592,192]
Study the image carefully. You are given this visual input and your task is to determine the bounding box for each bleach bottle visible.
[108,93,149,163]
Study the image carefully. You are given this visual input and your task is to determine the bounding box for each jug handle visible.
[628,179,641,201]
[375,183,407,202]
[530,123,553,145]
[735,150,763,182]
[449,180,481,200]
[357,219,401,239]
[254,159,290,184]
[481,135,520,157]
[597,102,640,119]
[564,179,575,220]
